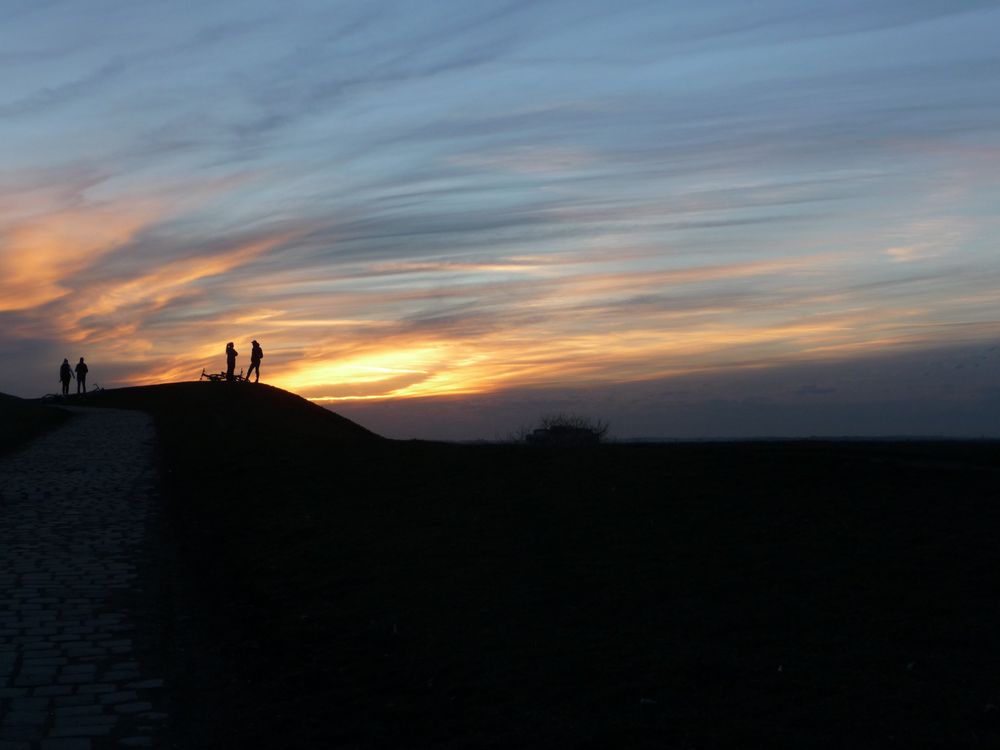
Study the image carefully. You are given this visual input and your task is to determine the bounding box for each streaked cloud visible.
[1,0,999,436]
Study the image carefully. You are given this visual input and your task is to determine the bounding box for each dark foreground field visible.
[66,385,1000,747]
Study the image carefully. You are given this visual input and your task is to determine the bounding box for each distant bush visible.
[517,413,609,446]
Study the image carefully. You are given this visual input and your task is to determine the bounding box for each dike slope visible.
[0,391,72,455]
[60,381,381,442]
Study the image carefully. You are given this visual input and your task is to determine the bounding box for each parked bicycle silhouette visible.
[200,368,249,383]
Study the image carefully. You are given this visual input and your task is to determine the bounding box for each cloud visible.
[796,384,836,396]
[0,198,164,312]
[333,339,1000,440]
[1,0,999,443]
[0,58,129,118]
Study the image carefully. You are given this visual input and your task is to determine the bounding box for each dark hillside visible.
[73,381,380,442]
[49,384,1000,748]
[0,391,71,456]
[151,410,1000,746]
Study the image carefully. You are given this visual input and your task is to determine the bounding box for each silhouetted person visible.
[75,357,88,395]
[225,342,238,382]
[247,339,263,383]
[59,359,73,396]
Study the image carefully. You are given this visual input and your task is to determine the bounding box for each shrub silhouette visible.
[521,413,609,446]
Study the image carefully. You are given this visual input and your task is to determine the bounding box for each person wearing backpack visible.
[59,358,73,396]
[75,357,89,395]
[247,339,263,383]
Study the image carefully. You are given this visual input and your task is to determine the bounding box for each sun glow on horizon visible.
[247,307,997,405]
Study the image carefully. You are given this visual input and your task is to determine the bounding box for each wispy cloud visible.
[1,0,999,439]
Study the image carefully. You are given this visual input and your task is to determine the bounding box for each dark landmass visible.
[44,384,1000,747]
[80,381,378,443]
[0,391,72,456]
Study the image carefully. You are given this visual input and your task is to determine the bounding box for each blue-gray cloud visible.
[2,0,1000,438]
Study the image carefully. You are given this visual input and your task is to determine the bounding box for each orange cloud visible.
[0,200,162,312]
[61,230,300,344]
[14,214,988,408]
[262,309,908,404]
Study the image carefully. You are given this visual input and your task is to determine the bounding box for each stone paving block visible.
[63,649,107,659]
[48,726,115,738]
[118,738,152,748]
[98,640,132,650]
[58,674,96,685]
[53,715,117,728]
[0,727,40,742]
[19,641,57,652]
[14,674,54,687]
[9,697,50,711]
[2,712,47,726]
[54,697,95,710]
[75,684,115,695]
[40,739,92,750]
[21,657,66,668]
[98,691,137,706]
[113,703,152,715]
[124,679,164,690]
[34,685,74,697]
[18,664,59,676]
[102,671,139,682]
[61,665,98,675]
[54,705,104,718]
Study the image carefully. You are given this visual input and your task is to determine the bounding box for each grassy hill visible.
[48,383,1000,747]
[75,381,379,442]
[0,391,72,456]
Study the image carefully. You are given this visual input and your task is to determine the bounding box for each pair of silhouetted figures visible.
[58,357,89,396]
[225,340,263,383]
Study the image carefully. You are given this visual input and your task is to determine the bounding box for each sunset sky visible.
[2,1,999,439]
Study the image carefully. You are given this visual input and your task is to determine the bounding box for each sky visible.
[2,0,999,439]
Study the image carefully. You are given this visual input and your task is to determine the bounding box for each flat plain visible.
[8,384,1000,748]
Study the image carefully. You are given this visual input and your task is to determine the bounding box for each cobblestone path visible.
[0,408,168,749]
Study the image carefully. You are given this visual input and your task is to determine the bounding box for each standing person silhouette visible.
[59,359,73,396]
[75,357,89,395]
[225,342,238,383]
[247,340,263,383]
